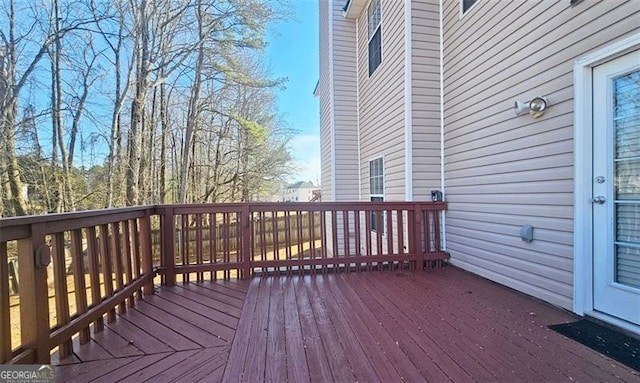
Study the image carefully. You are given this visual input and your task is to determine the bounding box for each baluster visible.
[17,223,50,364]
[70,229,89,344]
[52,232,72,359]
[0,242,11,363]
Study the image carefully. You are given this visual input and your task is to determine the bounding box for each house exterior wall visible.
[318,0,359,203]
[318,0,332,202]
[411,0,441,199]
[442,0,640,310]
[356,0,407,201]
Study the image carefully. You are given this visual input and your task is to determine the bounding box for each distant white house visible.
[278,181,319,202]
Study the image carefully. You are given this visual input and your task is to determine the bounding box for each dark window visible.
[368,0,382,76]
[368,27,382,76]
[462,0,477,13]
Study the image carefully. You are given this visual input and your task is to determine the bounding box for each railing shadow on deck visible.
[0,201,447,365]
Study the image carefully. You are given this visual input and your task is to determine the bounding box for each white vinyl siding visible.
[442,0,640,310]
[358,0,406,202]
[319,0,359,202]
[411,0,442,200]
[318,0,332,201]
[332,0,359,201]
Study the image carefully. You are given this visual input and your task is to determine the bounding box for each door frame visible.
[574,31,640,334]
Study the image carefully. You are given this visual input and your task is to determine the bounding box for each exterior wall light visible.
[514,96,549,118]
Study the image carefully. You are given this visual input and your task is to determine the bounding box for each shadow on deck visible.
[54,267,640,382]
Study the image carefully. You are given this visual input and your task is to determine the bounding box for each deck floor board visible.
[264,278,288,383]
[282,277,312,383]
[151,290,237,340]
[89,324,144,358]
[54,266,640,382]
[180,282,246,309]
[221,278,261,382]
[313,274,379,382]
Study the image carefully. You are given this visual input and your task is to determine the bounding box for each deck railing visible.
[0,201,447,364]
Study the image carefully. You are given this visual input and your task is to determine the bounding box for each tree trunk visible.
[178,2,205,204]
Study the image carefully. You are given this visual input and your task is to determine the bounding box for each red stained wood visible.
[93,352,172,383]
[312,274,378,382]
[90,320,144,358]
[51,335,112,365]
[222,278,261,381]
[114,349,200,382]
[331,273,426,382]
[264,278,288,383]
[110,221,126,314]
[303,276,355,381]
[0,242,11,363]
[170,285,242,318]
[196,280,247,301]
[151,346,230,382]
[240,277,271,382]
[54,355,146,382]
[322,275,403,382]
[133,300,227,347]
[117,307,200,351]
[154,289,238,332]
[283,278,311,383]
[54,267,640,383]
[104,315,173,354]
[122,220,134,308]
[98,224,116,322]
[85,226,104,332]
[195,214,204,282]
[149,291,237,342]
[52,232,72,358]
[70,229,90,344]
[293,277,334,382]
[355,272,490,382]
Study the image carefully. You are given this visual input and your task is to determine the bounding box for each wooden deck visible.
[54,267,640,382]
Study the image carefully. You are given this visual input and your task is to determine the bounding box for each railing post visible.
[1,242,11,363]
[241,203,251,279]
[413,203,424,270]
[17,223,50,364]
[434,206,442,253]
[162,208,176,287]
[140,211,154,295]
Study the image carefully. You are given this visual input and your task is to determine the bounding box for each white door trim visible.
[574,32,640,329]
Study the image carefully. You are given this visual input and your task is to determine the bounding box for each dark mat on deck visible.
[549,319,640,371]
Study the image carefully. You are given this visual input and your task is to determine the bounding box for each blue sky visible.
[265,1,321,185]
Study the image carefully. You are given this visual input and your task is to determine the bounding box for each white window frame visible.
[367,0,382,76]
[369,157,385,233]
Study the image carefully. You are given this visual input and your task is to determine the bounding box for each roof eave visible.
[343,0,366,19]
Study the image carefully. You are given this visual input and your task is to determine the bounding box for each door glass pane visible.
[615,246,640,289]
[614,69,640,287]
[615,160,640,200]
[616,203,640,243]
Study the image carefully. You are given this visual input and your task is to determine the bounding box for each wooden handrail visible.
[0,201,447,365]
[156,201,448,282]
[0,206,157,364]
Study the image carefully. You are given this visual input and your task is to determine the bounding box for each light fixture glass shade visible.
[514,96,549,118]
[529,97,547,112]
[529,97,548,118]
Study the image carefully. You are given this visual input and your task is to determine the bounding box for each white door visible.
[592,50,640,325]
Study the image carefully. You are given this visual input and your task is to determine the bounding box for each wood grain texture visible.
[54,268,640,382]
